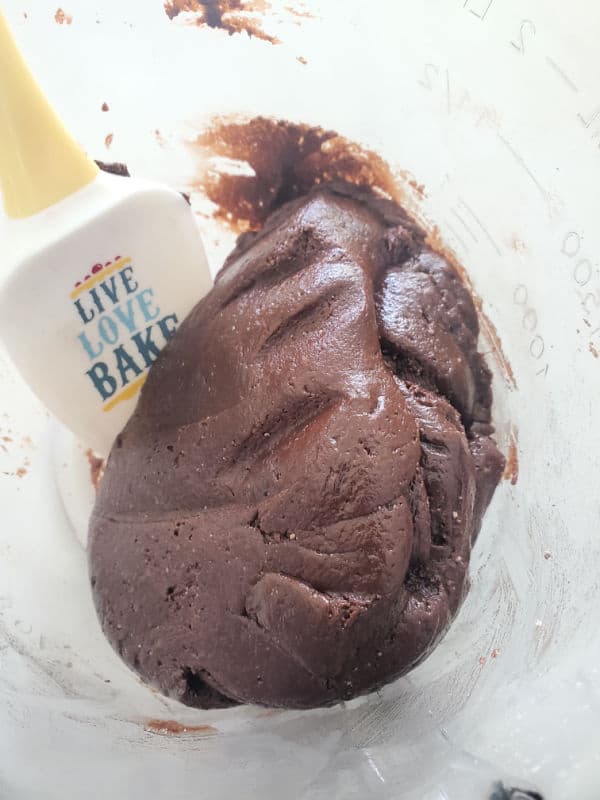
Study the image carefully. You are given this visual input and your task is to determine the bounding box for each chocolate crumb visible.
[86,449,105,492]
[54,8,72,24]
[503,428,519,486]
[145,718,218,735]
[95,160,130,178]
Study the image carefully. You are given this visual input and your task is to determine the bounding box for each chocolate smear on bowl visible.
[164,1,280,44]
[191,116,403,234]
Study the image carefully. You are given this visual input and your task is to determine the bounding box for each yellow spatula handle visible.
[0,11,98,219]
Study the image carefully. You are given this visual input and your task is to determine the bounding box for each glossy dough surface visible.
[89,184,505,708]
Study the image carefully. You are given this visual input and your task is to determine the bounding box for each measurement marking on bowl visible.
[462,0,494,22]
[457,197,503,256]
[418,64,498,126]
[512,285,549,378]
[577,103,600,152]
[496,134,550,207]
[503,15,600,160]
[578,106,600,130]
[444,221,471,255]
[545,56,579,94]
[510,20,536,56]
[417,62,499,129]
[507,13,580,101]
[450,207,479,244]
[560,230,600,356]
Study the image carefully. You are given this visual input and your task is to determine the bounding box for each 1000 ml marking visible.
[512,285,549,377]
[561,232,600,352]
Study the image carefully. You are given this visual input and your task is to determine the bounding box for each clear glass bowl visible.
[1,1,599,797]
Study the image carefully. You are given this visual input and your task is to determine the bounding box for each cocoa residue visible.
[104,133,114,150]
[145,718,218,735]
[86,449,105,492]
[285,5,313,18]
[95,160,130,178]
[503,427,519,486]
[164,0,202,19]
[408,179,426,199]
[164,0,279,44]
[0,433,33,475]
[101,102,110,113]
[54,8,72,24]
[191,116,402,233]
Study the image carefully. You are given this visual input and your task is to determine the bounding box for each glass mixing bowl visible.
[1,1,599,797]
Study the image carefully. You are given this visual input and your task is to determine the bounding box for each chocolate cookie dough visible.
[89,183,505,709]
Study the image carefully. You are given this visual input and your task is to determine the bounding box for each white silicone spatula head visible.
[0,11,212,455]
